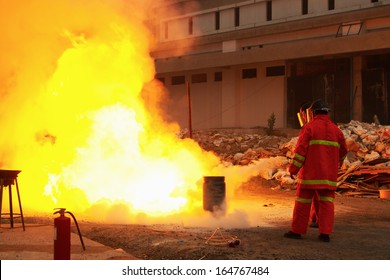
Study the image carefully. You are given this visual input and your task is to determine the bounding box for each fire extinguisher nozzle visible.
[53,208,66,216]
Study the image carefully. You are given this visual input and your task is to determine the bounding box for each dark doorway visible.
[362,54,390,125]
[287,58,351,128]
[362,69,388,124]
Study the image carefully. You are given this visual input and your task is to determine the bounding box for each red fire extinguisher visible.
[53,208,86,260]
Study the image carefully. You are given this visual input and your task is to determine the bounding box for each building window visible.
[302,0,308,15]
[266,1,272,21]
[191,73,207,83]
[234,7,240,27]
[336,21,363,37]
[214,72,222,82]
[328,0,335,10]
[188,17,193,35]
[242,68,257,79]
[172,75,185,85]
[266,66,285,77]
[215,11,220,30]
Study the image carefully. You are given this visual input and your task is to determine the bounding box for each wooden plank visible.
[352,167,390,175]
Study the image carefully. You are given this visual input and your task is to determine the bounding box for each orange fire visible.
[0,0,227,223]
[0,1,285,226]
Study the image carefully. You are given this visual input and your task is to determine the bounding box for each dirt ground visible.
[76,177,390,260]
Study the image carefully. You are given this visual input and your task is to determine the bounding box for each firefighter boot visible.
[318,233,330,242]
[284,231,301,239]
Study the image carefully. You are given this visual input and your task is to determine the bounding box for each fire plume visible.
[0,0,224,223]
[0,0,286,226]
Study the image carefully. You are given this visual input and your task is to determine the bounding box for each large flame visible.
[0,0,287,226]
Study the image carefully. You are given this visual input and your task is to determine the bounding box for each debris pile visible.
[191,129,290,165]
[337,161,390,197]
[340,120,390,161]
[336,121,390,197]
[190,120,390,198]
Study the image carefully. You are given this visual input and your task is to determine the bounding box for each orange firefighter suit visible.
[288,114,347,235]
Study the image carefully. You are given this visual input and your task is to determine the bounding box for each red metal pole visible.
[186,81,193,139]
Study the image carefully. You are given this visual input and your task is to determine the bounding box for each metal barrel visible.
[203,176,226,212]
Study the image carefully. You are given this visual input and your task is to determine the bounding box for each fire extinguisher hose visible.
[66,211,86,251]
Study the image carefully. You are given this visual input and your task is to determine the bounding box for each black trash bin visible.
[203,176,226,212]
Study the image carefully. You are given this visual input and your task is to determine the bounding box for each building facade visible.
[151,0,390,129]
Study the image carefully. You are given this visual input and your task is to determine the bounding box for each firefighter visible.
[297,101,320,228]
[285,99,347,242]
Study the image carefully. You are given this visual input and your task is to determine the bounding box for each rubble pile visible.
[190,120,390,198]
[336,121,390,197]
[340,120,390,161]
[337,163,390,197]
[191,129,291,165]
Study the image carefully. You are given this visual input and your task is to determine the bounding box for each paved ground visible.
[0,222,138,260]
[1,178,390,261]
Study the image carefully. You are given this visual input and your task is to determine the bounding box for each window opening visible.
[215,11,220,30]
[172,75,185,85]
[302,0,308,15]
[214,72,222,82]
[242,68,257,79]
[328,0,335,10]
[192,73,207,83]
[266,1,272,21]
[234,7,240,27]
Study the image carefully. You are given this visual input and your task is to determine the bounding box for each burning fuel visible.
[0,0,286,227]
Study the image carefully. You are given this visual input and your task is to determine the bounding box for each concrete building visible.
[151,0,390,130]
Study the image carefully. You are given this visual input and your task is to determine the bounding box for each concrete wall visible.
[194,13,214,35]
[163,82,188,127]
[190,71,223,129]
[336,0,371,9]
[158,0,390,41]
[273,0,302,20]
[220,67,238,127]
[308,0,329,13]
[166,17,188,41]
[157,28,390,72]
[234,63,285,128]
[220,8,235,31]
[240,2,266,27]
[162,62,285,130]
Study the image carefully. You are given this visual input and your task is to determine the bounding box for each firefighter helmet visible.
[310,99,329,113]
